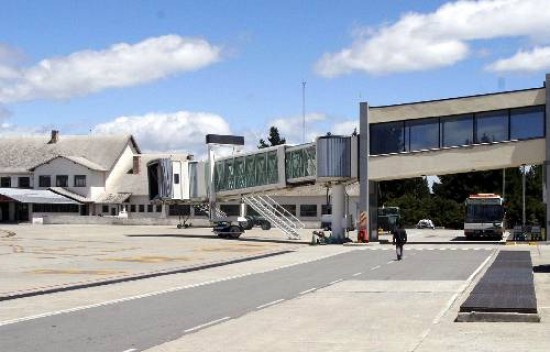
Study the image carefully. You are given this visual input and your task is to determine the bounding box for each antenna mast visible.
[302,81,306,143]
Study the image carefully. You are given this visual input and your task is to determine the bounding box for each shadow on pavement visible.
[533,265,550,273]
[126,234,308,245]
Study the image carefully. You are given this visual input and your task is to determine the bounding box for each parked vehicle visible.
[464,193,505,240]
[238,215,271,230]
[416,219,435,229]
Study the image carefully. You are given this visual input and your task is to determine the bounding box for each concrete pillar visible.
[359,102,378,241]
[545,74,550,241]
[332,183,345,240]
[208,145,216,222]
[240,200,247,218]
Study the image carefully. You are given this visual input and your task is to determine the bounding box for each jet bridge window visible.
[510,106,545,140]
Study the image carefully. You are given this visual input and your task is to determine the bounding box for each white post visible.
[522,164,526,228]
[208,145,216,222]
[332,183,345,240]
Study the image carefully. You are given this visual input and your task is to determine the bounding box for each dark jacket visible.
[392,228,407,244]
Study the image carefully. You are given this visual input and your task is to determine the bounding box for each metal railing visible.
[243,195,303,240]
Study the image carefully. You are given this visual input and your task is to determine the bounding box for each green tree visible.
[258,126,286,149]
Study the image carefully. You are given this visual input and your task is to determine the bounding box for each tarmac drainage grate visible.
[456,251,540,323]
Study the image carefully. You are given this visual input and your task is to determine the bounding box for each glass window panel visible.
[1,177,11,187]
[39,175,51,187]
[476,110,508,143]
[18,177,30,188]
[510,106,545,140]
[300,204,318,217]
[74,175,86,187]
[370,121,404,155]
[56,175,68,187]
[441,114,473,147]
[220,204,240,216]
[405,118,439,151]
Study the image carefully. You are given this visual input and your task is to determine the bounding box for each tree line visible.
[379,166,545,229]
[258,125,545,230]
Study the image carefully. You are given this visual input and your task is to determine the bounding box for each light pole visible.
[302,81,306,143]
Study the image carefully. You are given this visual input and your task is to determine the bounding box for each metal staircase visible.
[195,204,228,222]
[242,194,304,240]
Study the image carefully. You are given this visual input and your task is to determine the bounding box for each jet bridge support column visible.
[545,74,550,241]
[359,102,378,242]
[332,183,345,240]
[208,145,216,222]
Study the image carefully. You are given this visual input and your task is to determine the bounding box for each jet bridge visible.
[147,135,359,239]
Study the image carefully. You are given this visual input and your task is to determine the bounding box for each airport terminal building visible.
[1,74,550,237]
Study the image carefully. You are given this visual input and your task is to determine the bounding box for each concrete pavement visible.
[147,244,550,352]
[1,224,549,351]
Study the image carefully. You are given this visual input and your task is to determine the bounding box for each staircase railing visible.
[243,195,303,240]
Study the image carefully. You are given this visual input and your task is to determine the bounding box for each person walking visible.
[392,223,408,260]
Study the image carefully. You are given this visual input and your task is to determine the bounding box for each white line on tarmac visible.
[433,292,459,324]
[300,287,317,295]
[371,265,381,270]
[257,299,285,309]
[122,349,137,352]
[352,272,362,276]
[0,251,349,327]
[184,316,231,333]
[386,260,394,264]
[329,279,343,285]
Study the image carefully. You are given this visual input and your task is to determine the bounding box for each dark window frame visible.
[300,204,318,217]
[1,177,11,188]
[18,176,31,188]
[56,175,69,187]
[39,175,51,188]
[74,175,86,187]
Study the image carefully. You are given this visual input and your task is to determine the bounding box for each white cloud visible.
[0,35,221,103]
[315,0,550,77]
[92,110,231,156]
[332,120,359,135]
[486,46,550,73]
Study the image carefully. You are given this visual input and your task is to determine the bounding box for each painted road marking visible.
[184,316,231,333]
[257,299,285,310]
[0,251,351,327]
[300,287,317,295]
[352,272,362,276]
[386,260,394,264]
[329,279,343,285]
[371,265,381,270]
[122,349,137,352]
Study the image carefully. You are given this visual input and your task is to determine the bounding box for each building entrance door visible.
[15,203,29,222]
[0,203,8,223]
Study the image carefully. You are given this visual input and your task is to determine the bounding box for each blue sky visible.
[1,0,550,156]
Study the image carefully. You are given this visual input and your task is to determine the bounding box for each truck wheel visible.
[229,225,242,239]
[261,221,271,230]
[240,217,254,230]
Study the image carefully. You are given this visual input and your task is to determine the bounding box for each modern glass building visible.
[360,80,550,242]
[370,105,545,155]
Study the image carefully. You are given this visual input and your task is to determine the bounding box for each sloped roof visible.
[0,134,140,173]
[95,192,131,204]
[0,188,79,204]
[49,187,92,203]
[31,155,108,172]
[109,154,190,196]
